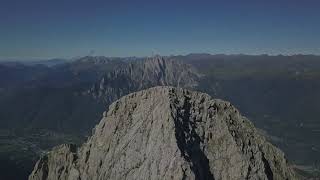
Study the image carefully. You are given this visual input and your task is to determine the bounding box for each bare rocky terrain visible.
[29,87,296,180]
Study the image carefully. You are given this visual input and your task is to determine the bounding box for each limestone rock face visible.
[89,56,200,104]
[29,87,296,180]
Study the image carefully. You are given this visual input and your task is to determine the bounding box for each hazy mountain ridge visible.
[89,56,201,104]
[179,54,320,79]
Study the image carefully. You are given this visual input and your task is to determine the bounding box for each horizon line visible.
[1,53,320,62]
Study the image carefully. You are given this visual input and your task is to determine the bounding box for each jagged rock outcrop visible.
[29,86,296,180]
[89,56,200,104]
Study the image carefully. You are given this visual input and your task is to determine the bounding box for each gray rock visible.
[29,86,296,180]
[89,56,201,104]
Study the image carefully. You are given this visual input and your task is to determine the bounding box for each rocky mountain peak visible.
[30,86,296,180]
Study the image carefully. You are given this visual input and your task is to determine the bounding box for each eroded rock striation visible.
[89,56,200,104]
[29,86,296,180]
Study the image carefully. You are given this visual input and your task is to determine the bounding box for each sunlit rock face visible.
[29,87,296,180]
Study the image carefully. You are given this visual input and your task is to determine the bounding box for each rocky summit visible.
[29,86,296,180]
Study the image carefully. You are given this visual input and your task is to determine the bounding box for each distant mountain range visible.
[1,54,320,179]
[0,58,67,67]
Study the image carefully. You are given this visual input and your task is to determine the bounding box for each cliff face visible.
[89,56,200,104]
[29,87,296,180]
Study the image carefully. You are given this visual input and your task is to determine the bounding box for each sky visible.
[0,0,320,59]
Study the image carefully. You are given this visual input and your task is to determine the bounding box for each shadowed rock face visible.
[29,87,296,180]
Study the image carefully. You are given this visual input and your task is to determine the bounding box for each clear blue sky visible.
[1,0,320,59]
